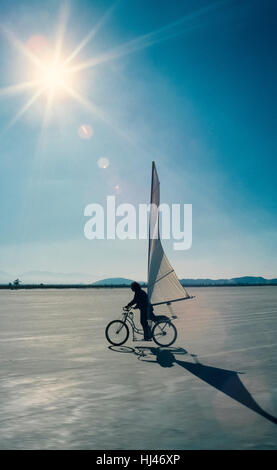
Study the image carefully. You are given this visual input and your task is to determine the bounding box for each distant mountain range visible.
[179,276,277,286]
[0,272,276,286]
[92,276,277,287]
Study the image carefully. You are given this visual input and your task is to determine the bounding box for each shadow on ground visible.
[109,345,277,425]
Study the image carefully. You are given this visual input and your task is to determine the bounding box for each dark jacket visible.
[127,288,152,313]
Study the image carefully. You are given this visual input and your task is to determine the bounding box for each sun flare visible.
[35,58,74,96]
[0,1,229,138]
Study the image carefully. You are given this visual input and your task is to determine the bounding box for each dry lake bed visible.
[0,287,277,449]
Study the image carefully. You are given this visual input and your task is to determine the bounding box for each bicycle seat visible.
[153,314,171,323]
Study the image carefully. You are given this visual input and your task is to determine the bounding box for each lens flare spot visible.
[98,157,109,169]
[78,124,93,139]
[26,35,49,57]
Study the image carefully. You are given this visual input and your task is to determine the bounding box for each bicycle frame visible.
[121,310,145,341]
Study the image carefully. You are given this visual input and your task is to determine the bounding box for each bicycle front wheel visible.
[152,321,177,347]
[105,320,129,346]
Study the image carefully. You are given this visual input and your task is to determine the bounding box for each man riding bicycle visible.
[124,281,154,341]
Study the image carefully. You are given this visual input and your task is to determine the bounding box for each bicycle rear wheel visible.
[105,320,129,346]
[152,321,177,347]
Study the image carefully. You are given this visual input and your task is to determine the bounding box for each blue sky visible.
[0,0,276,281]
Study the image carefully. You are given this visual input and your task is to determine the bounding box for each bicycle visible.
[105,307,177,347]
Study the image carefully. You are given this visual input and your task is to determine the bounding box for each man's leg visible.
[140,309,151,340]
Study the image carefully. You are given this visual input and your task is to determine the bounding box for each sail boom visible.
[152,296,191,306]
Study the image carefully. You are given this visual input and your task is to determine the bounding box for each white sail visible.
[147,162,190,317]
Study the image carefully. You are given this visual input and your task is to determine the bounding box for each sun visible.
[0,2,123,136]
[41,62,69,91]
[0,3,150,138]
[0,11,91,134]
[34,58,74,96]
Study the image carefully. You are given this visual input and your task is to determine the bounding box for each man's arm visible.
[125,293,137,308]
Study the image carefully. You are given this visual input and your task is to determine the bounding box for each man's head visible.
[131,281,141,292]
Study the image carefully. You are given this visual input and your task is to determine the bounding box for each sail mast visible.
[148,161,155,278]
[147,162,190,313]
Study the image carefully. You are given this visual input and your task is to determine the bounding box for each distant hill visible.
[231,276,277,285]
[92,278,135,286]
